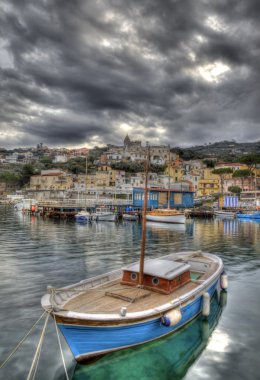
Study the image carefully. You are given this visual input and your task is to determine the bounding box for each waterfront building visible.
[30,170,73,191]
[132,186,194,209]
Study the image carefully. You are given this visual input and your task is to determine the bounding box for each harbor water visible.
[1,205,260,380]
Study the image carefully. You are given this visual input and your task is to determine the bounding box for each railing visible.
[37,198,133,208]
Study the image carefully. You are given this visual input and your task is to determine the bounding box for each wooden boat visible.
[72,289,226,379]
[146,209,186,224]
[214,209,237,218]
[41,147,227,363]
[41,251,226,363]
[74,211,92,222]
[236,211,260,220]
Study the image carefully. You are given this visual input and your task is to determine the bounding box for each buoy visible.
[220,271,228,290]
[202,320,210,341]
[202,292,210,317]
[161,309,182,327]
[220,290,227,308]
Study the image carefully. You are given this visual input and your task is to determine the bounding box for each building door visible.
[158,192,167,207]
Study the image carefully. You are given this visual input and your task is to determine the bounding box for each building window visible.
[152,277,160,285]
[131,273,137,281]
[174,193,183,204]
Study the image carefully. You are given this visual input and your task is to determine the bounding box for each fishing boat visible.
[74,211,92,222]
[146,208,186,224]
[41,147,227,363]
[236,210,260,220]
[214,209,237,218]
[93,207,117,222]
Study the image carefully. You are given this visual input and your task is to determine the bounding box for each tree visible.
[65,157,86,174]
[239,154,260,190]
[228,185,242,195]
[0,172,20,186]
[19,164,35,186]
[203,159,216,168]
[212,168,233,195]
[232,169,251,191]
[40,156,53,169]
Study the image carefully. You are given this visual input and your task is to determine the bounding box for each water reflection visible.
[72,291,226,380]
[1,207,260,380]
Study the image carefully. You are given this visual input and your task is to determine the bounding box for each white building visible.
[53,155,68,163]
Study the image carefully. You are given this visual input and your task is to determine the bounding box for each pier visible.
[36,198,134,218]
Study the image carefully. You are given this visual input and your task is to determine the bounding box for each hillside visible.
[175,141,260,161]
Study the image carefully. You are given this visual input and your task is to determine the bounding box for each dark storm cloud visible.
[0,0,259,149]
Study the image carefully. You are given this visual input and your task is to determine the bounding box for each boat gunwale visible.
[41,252,223,321]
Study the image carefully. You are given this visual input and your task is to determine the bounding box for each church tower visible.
[124,134,131,147]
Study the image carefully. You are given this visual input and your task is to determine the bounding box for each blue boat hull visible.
[237,213,260,219]
[58,280,219,362]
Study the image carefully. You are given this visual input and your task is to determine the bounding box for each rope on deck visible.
[0,311,47,370]
[53,313,70,380]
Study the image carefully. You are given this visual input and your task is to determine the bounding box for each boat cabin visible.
[121,259,191,294]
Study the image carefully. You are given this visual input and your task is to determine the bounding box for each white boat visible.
[214,210,237,218]
[146,209,186,224]
[93,207,117,222]
[74,211,92,222]
[122,213,139,221]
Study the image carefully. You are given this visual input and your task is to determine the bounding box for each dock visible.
[186,207,214,218]
[35,198,135,219]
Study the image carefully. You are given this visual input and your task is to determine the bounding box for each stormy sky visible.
[1,0,260,149]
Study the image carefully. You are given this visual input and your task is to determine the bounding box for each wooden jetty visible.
[186,207,214,219]
[35,198,135,219]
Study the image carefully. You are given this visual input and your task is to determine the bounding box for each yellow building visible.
[198,179,220,197]
[86,166,117,188]
[197,169,220,196]
[165,164,184,182]
[30,170,73,191]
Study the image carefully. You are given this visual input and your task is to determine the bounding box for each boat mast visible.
[167,145,171,209]
[139,144,150,286]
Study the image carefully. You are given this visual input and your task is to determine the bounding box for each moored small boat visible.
[214,210,237,218]
[146,209,186,224]
[122,213,139,221]
[41,146,226,364]
[74,211,92,222]
[93,207,117,222]
[41,250,226,363]
[236,211,260,219]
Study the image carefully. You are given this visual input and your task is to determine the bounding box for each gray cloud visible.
[0,0,260,149]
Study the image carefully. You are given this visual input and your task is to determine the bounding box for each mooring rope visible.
[26,312,50,380]
[53,313,70,380]
[0,311,47,370]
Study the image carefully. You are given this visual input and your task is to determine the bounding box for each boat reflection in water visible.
[72,290,226,380]
[146,221,186,232]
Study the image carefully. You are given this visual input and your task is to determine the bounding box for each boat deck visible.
[62,260,219,314]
